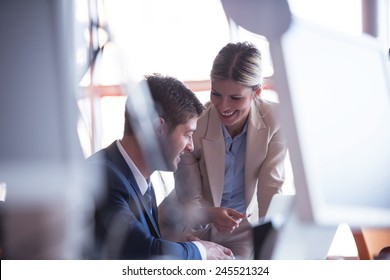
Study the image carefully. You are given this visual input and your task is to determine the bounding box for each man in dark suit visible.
[87,74,234,260]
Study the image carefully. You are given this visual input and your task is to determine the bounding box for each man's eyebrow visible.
[185,126,197,133]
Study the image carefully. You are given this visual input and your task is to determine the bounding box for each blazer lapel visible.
[202,107,226,206]
[245,101,267,204]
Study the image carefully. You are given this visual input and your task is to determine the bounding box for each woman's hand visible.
[207,207,247,234]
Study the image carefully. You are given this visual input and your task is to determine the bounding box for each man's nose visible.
[185,139,194,152]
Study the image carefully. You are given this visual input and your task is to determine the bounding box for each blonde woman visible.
[172,42,287,259]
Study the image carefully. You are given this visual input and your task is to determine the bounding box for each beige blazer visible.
[174,98,287,224]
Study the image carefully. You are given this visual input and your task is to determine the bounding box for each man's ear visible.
[154,117,165,135]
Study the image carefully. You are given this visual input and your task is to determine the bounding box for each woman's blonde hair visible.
[210,41,263,90]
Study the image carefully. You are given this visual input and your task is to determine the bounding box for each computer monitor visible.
[280,18,390,229]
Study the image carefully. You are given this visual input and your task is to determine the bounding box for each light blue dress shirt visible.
[221,122,248,214]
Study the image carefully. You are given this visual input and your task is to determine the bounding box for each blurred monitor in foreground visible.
[281,18,390,229]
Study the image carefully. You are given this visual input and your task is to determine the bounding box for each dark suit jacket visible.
[87,141,201,260]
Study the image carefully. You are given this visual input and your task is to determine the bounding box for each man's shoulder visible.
[86,141,118,163]
[86,149,107,162]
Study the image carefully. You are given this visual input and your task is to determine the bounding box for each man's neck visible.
[120,136,152,180]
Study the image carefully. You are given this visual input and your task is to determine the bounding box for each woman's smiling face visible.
[210,79,257,136]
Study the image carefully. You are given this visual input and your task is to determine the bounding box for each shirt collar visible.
[116,140,149,195]
[222,121,248,141]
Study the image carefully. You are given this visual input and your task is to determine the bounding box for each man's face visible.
[159,117,197,171]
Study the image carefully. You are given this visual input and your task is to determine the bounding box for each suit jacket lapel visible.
[149,184,160,231]
[105,142,161,238]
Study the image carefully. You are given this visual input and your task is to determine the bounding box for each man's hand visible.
[187,234,235,260]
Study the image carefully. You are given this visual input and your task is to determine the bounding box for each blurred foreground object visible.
[0,0,102,259]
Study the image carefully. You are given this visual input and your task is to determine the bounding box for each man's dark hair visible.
[124,73,205,135]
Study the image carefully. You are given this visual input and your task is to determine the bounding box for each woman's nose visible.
[219,97,230,109]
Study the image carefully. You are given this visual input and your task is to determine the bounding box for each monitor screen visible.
[281,19,390,228]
